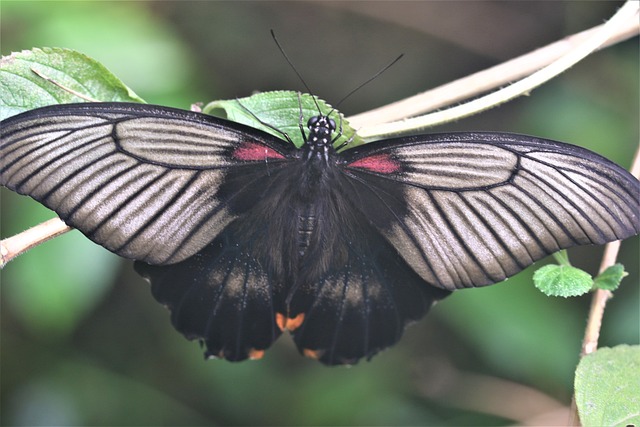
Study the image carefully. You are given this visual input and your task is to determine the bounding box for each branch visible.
[351,0,640,138]
[349,7,639,130]
[0,218,71,268]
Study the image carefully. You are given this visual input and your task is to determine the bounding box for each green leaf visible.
[575,345,640,427]
[593,264,627,291]
[533,264,593,297]
[0,47,144,119]
[204,91,363,149]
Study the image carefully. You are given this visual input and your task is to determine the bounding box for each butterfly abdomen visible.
[296,210,316,256]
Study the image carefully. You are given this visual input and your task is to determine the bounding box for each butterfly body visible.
[1,101,638,365]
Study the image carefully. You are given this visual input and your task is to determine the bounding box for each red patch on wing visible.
[348,153,401,174]
[233,141,286,161]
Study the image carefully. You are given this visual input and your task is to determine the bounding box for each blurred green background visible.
[1,1,638,425]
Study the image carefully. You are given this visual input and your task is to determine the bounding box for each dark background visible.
[1,2,638,425]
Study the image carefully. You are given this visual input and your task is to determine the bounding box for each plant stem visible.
[552,250,572,267]
[0,218,70,268]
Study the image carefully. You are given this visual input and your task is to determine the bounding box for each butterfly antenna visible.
[332,53,404,113]
[270,29,323,114]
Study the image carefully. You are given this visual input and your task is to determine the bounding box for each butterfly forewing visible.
[341,132,639,290]
[0,103,296,264]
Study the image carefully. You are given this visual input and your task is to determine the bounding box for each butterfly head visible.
[307,115,336,144]
[305,115,337,161]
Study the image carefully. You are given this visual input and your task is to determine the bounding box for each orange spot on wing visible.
[275,312,305,331]
[303,349,324,360]
[249,349,265,360]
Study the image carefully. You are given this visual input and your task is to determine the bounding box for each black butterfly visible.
[1,101,638,365]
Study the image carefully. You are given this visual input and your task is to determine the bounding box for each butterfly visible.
[1,100,638,365]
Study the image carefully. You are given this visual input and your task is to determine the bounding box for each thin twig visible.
[349,11,639,130]
[352,0,639,138]
[0,218,71,268]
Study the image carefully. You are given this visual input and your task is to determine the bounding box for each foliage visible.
[593,264,627,291]
[574,345,640,426]
[533,264,593,297]
[0,48,143,119]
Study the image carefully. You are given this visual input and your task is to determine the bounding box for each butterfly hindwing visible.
[285,207,451,365]
[340,132,640,290]
[0,103,296,264]
[135,221,284,362]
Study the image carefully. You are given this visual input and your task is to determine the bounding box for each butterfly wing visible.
[340,132,639,290]
[135,221,284,362]
[0,102,296,264]
[2,102,304,361]
[284,207,451,365]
